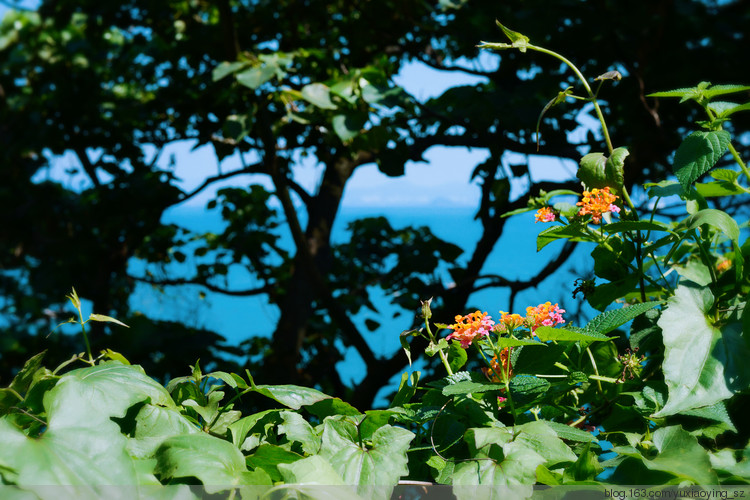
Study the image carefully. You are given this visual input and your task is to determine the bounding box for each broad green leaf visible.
[695,181,746,197]
[8,351,46,395]
[44,362,175,429]
[542,421,597,443]
[494,337,547,349]
[127,403,200,459]
[679,208,740,242]
[514,421,577,465]
[277,455,345,485]
[391,371,419,407]
[319,418,414,495]
[245,443,304,482]
[279,411,320,455]
[578,152,607,188]
[654,285,733,417]
[602,220,670,234]
[645,179,683,198]
[301,83,337,110]
[710,168,741,182]
[534,326,612,342]
[227,409,280,448]
[509,376,550,400]
[536,224,590,251]
[583,301,662,335]
[563,442,603,482]
[154,433,249,491]
[442,380,504,396]
[0,417,137,487]
[251,383,332,409]
[448,341,468,372]
[680,401,736,432]
[305,397,361,419]
[236,65,275,90]
[332,112,367,142]
[644,426,718,484]
[672,130,731,190]
[212,61,247,81]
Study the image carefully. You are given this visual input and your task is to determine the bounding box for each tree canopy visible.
[1,0,749,408]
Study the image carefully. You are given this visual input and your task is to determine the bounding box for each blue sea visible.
[128,204,596,404]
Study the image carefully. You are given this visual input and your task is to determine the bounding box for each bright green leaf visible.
[583,301,662,335]
[301,83,337,110]
[534,326,612,342]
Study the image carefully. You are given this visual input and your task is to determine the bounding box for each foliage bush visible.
[1,22,749,497]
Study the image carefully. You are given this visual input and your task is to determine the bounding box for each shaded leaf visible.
[672,131,731,190]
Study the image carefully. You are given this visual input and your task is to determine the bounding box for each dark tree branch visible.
[74,147,101,189]
[129,274,272,297]
[177,161,267,204]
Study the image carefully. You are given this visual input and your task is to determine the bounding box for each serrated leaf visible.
[672,130,731,190]
[494,337,547,348]
[301,82,337,110]
[509,375,550,398]
[703,84,750,99]
[534,326,612,342]
[583,301,662,335]
[680,401,736,432]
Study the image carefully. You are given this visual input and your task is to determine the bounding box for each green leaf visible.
[127,403,200,459]
[672,130,731,190]
[251,383,333,410]
[542,421,597,443]
[154,433,249,491]
[45,362,175,428]
[495,20,530,52]
[0,417,138,486]
[8,351,46,395]
[602,220,670,234]
[227,409,280,448]
[332,112,367,142]
[301,82,337,110]
[679,208,740,242]
[583,301,662,335]
[654,284,733,417]
[319,418,414,495]
[536,224,591,251]
[279,411,320,455]
[639,426,717,484]
[442,380,504,396]
[391,371,420,407]
[680,401,736,432]
[448,341,468,372]
[494,337,547,349]
[277,455,345,485]
[577,147,628,191]
[244,443,303,482]
[563,442,603,482]
[236,65,275,90]
[703,84,750,99]
[509,375,550,396]
[212,61,247,82]
[534,326,612,342]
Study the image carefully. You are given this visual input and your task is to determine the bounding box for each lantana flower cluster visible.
[534,186,621,225]
[445,310,494,348]
[495,302,566,335]
[576,186,621,224]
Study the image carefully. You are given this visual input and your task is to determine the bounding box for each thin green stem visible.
[527,44,614,154]
[727,142,750,180]
[424,319,454,376]
[585,346,606,398]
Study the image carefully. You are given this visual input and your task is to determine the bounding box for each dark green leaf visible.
[672,131,731,190]
[583,301,662,335]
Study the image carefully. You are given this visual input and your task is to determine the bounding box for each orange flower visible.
[495,311,525,334]
[576,187,620,224]
[446,311,494,348]
[483,349,513,382]
[535,206,556,223]
[525,302,565,334]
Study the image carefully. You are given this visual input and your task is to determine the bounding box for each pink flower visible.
[446,311,494,348]
[525,302,566,334]
[535,206,557,223]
